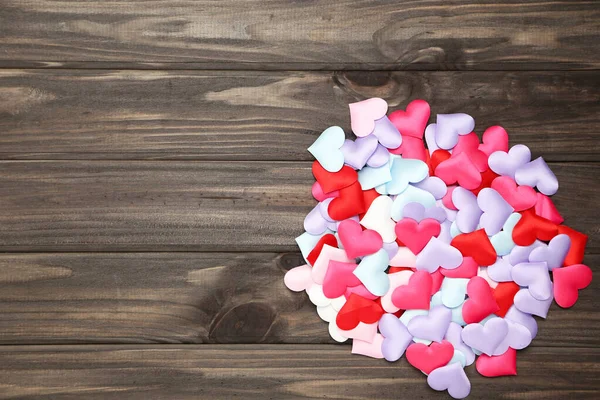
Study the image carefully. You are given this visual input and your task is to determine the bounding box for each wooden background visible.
[0,1,599,398]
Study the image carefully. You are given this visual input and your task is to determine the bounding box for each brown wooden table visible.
[0,1,599,399]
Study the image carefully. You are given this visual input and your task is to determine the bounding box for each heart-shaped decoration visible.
[389,135,428,162]
[353,249,390,296]
[338,219,383,258]
[462,277,500,324]
[491,176,537,211]
[336,293,385,331]
[479,126,509,156]
[515,157,559,196]
[379,313,413,361]
[435,113,475,150]
[308,126,346,172]
[488,144,531,179]
[372,116,402,149]
[312,161,357,193]
[553,264,592,308]
[341,135,378,170]
[392,270,433,310]
[349,98,388,137]
[427,362,471,399]
[406,340,454,374]
[476,348,517,377]
[389,99,431,139]
[322,261,361,299]
[451,229,497,266]
[435,152,482,190]
[395,217,441,254]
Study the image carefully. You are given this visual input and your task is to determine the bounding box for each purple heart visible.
[318,198,335,222]
[461,318,508,356]
[304,205,328,235]
[437,220,453,244]
[416,237,463,272]
[477,188,514,235]
[452,187,482,233]
[492,318,532,355]
[505,305,538,338]
[488,144,531,179]
[372,116,402,149]
[378,313,413,362]
[444,322,475,366]
[414,176,448,200]
[366,144,390,168]
[435,113,475,150]
[508,240,545,265]
[341,136,378,170]
[511,261,553,301]
[514,288,553,318]
[427,363,471,399]
[515,156,559,195]
[402,202,447,223]
[438,200,457,222]
[487,257,514,282]
[382,241,399,259]
[407,305,452,343]
[424,123,440,154]
[528,234,571,270]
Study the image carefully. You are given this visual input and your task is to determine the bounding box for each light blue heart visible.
[450,221,461,238]
[308,126,346,172]
[413,337,433,345]
[358,160,392,190]
[449,350,467,368]
[441,278,469,308]
[399,309,428,326]
[384,155,429,195]
[353,248,390,296]
[390,185,436,221]
[295,230,334,263]
[432,292,467,326]
[490,212,522,256]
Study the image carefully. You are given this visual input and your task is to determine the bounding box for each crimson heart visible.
[493,281,520,318]
[336,293,384,331]
[552,264,592,308]
[451,229,497,266]
[312,161,357,193]
[428,149,451,176]
[512,208,558,246]
[557,225,588,266]
[328,181,365,221]
[462,276,500,324]
[476,348,517,377]
[471,168,499,196]
[391,270,432,310]
[406,340,454,374]
[394,218,441,254]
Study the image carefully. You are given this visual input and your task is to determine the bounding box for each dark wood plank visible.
[0,70,598,161]
[0,345,598,399]
[0,161,597,252]
[0,252,598,346]
[0,1,599,70]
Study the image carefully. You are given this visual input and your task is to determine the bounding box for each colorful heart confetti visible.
[285,98,592,399]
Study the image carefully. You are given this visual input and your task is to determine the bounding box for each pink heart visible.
[491,176,537,211]
[389,136,427,162]
[388,99,430,139]
[453,132,488,172]
[284,264,314,292]
[349,98,388,137]
[479,126,509,156]
[312,181,339,202]
[435,152,482,190]
[338,219,383,258]
[345,283,379,300]
[535,192,564,224]
[395,218,441,254]
[323,260,361,299]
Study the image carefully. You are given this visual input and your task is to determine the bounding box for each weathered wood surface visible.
[1,1,599,70]
[0,70,598,161]
[0,253,598,346]
[0,345,598,399]
[0,161,597,252]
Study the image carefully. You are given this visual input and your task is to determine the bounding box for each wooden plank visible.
[0,345,598,399]
[0,161,597,252]
[0,252,598,346]
[0,1,598,70]
[0,70,598,161]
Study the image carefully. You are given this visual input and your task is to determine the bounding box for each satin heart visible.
[308,126,346,172]
[476,348,517,377]
[505,305,538,338]
[553,264,592,308]
[340,135,378,170]
[557,225,588,266]
[452,132,487,172]
[488,144,531,179]
[515,156,559,195]
[451,229,497,266]
[479,126,509,156]
[487,257,514,282]
[416,237,463,273]
[513,288,553,318]
[407,305,453,343]
[512,209,558,246]
[440,256,478,279]
[452,187,482,233]
[336,293,384,331]
[477,188,514,236]
[414,176,448,200]
[435,152,482,190]
[511,261,553,301]
[372,116,402,149]
[528,234,571,270]
[389,135,427,162]
[284,264,314,292]
[444,322,476,366]
[339,321,378,342]
[328,181,365,221]
[427,362,471,400]
[312,161,357,193]
[406,340,454,375]
[391,185,437,221]
[296,231,334,264]
[534,192,564,224]
[392,270,432,310]
[435,113,475,150]
[429,149,451,176]
[462,276,500,324]
[508,240,545,266]
[440,278,469,308]
[492,318,532,355]
[395,218,441,254]
[303,204,329,235]
[311,181,339,202]
[381,270,414,313]
[322,261,360,299]
[337,219,383,258]
[491,176,537,211]
[379,313,414,361]
[311,244,352,284]
[353,249,390,296]
[402,202,446,223]
[360,195,396,242]
[358,160,392,190]
[349,97,388,137]
[471,168,499,196]
[351,334,384,358]
[366,144,390,167]
[424,123,440,154]
[493,281,520,318]
[382,155,428,195]
[389,246,417,268]
[490,213,521,256]
[388,99,430,139]
[461,317,508,356]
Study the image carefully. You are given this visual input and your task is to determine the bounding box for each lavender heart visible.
[437,220,453,244]
[452,187,482,233]
[477,188,514,235]
[366,143,390,168]
[379,313,413,362]
[435,113,475,150]
[407,305,452,343]
[504,305,538,338]
[511,261,553,301]
[414,176,448,200]
[515,156,559,195]
[461,317,508,356]
[444,322,475,366]
[488,144,531,179]
[514,289,553,318]
[382,241,399,259]
[492,318,533,355]
[402,202,447,223]
[424,123,440,154]
[372,116,402,149]
[304,204,328,235]
[341,135,378,170]
[528,234,571,270]
[427,363,471,399]
[416,237,463,272]
[487,257,514,282]
[508,240,545,265]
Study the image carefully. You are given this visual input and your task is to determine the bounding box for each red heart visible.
[471,168,499,196]
[406,340,454,374]
[428,149,451,176]
[453,132,488,172]
[440,256,478,279]
[388,99,430,139]
[435,152,482,190]
[328,181,365,221]
[312,161,357,193]
[476,348,517,377]
[394,218,441,254]
[493,281,520,317]
[391,270,432,310]
[389,136,427,162]
[306,234,338,266]
[553,264,592,308]
[462,276,500,324]
[512,209,558,246]
[557,225,588,266]
[336,293,384,331]
[323,261,361,299]
[491,176,537,211]
[479,126,509,157]
[534,192,564,224]
[451,229,497,266]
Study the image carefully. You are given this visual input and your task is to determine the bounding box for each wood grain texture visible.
[0,161,597,252]
[0,252,598,346]
[0,345,598,399]
[1,1,599,70]
[0,70,598,161]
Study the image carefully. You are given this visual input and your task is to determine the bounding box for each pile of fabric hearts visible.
[284,98,592,399]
